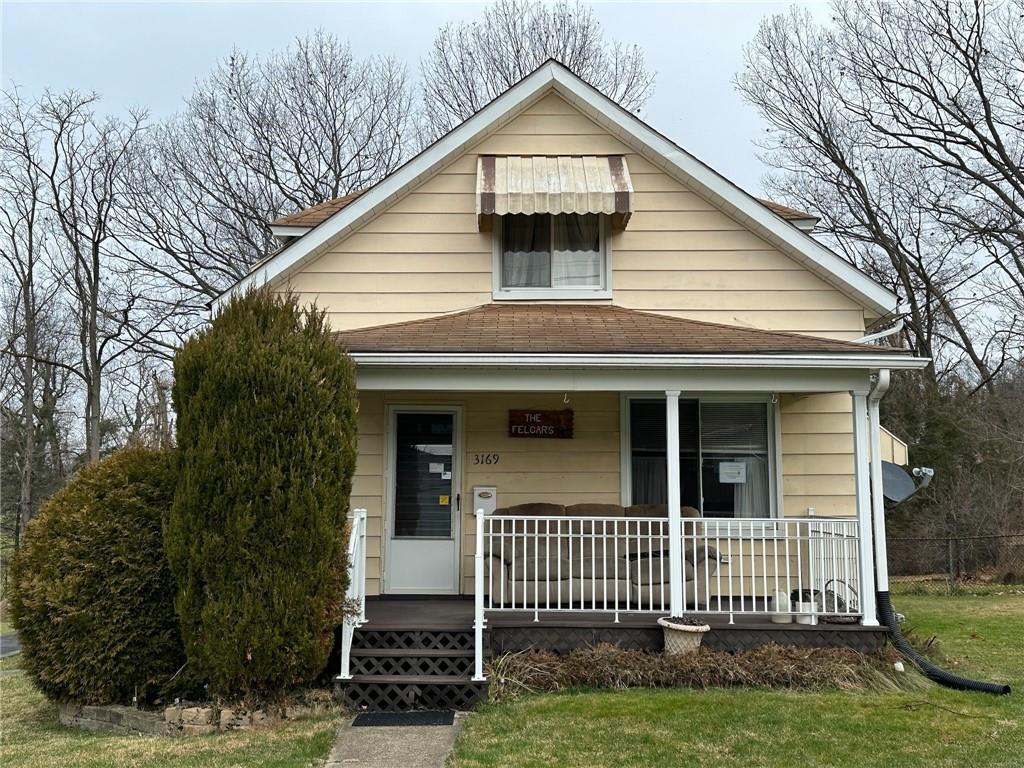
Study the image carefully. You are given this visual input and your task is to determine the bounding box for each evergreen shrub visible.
[167,290,358,699]
[9,447,185,703]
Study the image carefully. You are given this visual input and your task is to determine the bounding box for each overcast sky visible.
[1,0,827,194]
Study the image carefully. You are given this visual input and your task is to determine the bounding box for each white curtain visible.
[502,215,550,287]
[631,457,668,504]
[552,214,601,287]
[732,456,769,518]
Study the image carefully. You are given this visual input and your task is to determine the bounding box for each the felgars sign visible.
[508,409,574,439]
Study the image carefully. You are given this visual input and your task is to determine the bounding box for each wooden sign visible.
[508,409,574,439]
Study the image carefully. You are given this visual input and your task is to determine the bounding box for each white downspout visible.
[867,370,891,593]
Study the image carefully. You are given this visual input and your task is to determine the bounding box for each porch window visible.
[497,214,607,296]
[628,398,773,518]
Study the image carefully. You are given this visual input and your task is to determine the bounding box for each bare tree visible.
[419,0,654,141]
[120,31,413,309]
[2,89,180,464]
[1,87,60,540]
[736,0,1023,389]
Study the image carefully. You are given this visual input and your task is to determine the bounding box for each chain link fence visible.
[887,533,1024,594]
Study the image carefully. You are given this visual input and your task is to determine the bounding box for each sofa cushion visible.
[564,503,624,518]
[624,503,667,518]
[496,502,565,517]
[508,555,572,581]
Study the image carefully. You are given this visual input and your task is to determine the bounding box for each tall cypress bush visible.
[167,290,357,699]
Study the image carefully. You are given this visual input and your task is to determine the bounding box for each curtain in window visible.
[502,215,550,287]
[700,402,770,519]
[731,456,769,518]
[552,214,601,286]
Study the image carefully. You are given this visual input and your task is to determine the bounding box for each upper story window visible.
[495,213,609,299]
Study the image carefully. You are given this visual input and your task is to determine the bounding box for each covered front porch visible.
[332,304,925,703]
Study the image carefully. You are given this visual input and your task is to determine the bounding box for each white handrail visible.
[338,508,368,680]
[477,514,862,624]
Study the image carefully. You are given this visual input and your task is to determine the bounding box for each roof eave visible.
[348,351,929,371]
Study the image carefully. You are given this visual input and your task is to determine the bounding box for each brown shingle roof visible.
[272,190,367,227]
[272,188,815,230]
[334,304,904,356]
[757,199,817,223]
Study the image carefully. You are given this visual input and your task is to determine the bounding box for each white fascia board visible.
[545,68,898,316]
[791,218,819,233]
[269,225,312,238]
[349,352,930,371]
[212,64,564,311]
[355,365,875,394]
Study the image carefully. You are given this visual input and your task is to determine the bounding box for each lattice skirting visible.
[704,627,886,654]
[490,625,886,654]
[491,625,662,654]
[350,653,475,677]
[355,629,476,651]
[337,680,488,712]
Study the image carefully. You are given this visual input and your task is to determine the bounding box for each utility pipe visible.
[868,370,1010,695]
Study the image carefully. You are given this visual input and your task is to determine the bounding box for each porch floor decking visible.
[361,597,886,654]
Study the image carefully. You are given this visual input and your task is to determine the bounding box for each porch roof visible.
[333,304,910,357]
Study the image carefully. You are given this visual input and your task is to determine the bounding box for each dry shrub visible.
[486,643,917,701]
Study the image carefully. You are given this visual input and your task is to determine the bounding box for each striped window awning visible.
[476,155,634,230]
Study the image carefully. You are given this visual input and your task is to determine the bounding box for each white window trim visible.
[492,215,613,300]
[619,392,781,525]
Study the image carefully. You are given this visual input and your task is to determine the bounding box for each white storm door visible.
[384,408,460,594]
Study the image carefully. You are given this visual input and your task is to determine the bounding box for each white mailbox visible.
[473,485,497,516]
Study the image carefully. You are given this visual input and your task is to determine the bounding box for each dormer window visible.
[477,155,634,301]
[498,213,606,296]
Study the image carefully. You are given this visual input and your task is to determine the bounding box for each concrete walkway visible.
[324,713,465,768]
[0,632,21,659]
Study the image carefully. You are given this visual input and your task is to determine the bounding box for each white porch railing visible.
[338,507,368,680]
[471,510,863,676]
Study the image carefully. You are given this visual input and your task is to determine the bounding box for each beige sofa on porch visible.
[482,502,719,610]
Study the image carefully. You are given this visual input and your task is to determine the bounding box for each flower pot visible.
[657,617,711,655]
[771,589,793,624]
[795,601,818,625]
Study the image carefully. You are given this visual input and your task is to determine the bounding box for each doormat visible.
[352,710,455,727]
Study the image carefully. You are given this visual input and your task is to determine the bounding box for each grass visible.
[0,657,338,768]
[453,593,1024,768]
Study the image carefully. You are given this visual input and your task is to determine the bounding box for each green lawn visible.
[0,657,337,768]
[453,594,1024,768]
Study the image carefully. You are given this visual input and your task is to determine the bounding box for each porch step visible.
[352,628,482,652]
[337,627,488,711]
[350,649,476,677]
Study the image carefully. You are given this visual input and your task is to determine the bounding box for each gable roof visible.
[216,60,897,315]
[334,303,908,356]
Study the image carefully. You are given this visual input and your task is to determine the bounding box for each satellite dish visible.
[881,461,917,504]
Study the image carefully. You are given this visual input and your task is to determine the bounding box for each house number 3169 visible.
[473,453,500,465]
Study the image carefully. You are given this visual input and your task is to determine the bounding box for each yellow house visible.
[217,61,925,711]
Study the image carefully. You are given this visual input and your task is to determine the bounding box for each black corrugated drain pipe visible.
[877,591,1010,695]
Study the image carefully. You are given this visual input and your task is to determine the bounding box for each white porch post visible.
[665,391,684,617]
[852,390,879,626]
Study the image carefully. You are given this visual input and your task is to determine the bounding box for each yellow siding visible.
[879,426,909,465]
[284,92,868,339]
[359,390,867,595]
[287,91,881,594]
[356,391,620,596]
[780,393,856,518]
